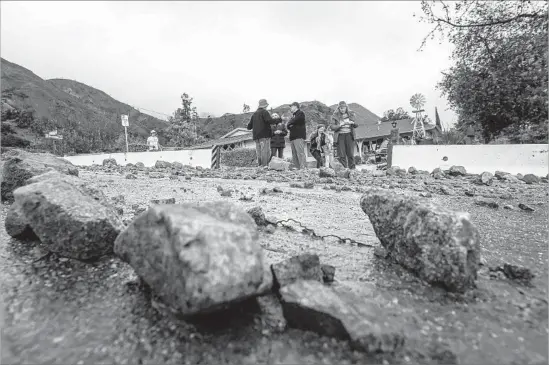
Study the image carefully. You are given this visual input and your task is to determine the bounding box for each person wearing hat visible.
[147,130,159,151]
[330,101,358,169]
[247,99,281,166]
[270,113,287,159]
[286,101,307,169]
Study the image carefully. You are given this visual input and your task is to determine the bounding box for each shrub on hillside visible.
[220,148,257,167]
[1,134,31,148]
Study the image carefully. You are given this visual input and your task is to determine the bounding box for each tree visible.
[418,0,548,143]
[165,92,202,147]
[381,107,411,122]
[243,103,250,113]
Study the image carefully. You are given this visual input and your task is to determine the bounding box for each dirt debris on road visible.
[1,154,548,365]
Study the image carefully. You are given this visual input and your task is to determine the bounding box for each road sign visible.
[121,115,129,127]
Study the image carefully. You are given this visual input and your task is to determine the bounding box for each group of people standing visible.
[247,99,358,170]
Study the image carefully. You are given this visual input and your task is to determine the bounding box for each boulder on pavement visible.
[12,178,124,260]
[448,166,467,176]
[114,202,268,316]
[1,150,78,203]
[271,253,323,288]
[279,280,405,354]
[360,189,480,293]
[268,157,291,171]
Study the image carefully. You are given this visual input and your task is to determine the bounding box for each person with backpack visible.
[247,99,281,167]
[330,101,358,169]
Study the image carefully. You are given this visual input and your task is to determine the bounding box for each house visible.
[190,127,317,163]
[353,118,442,157]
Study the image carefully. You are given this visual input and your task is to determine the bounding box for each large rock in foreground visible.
[114,202,269,317]
[280,280,405,354]
[1,149,78,203]
[12,178,124,260]
[360,189,480,293]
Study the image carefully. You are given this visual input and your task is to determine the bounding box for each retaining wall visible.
[391,144,548,176]
[63,149,213,168]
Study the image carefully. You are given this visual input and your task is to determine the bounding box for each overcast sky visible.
[1,1,457,126]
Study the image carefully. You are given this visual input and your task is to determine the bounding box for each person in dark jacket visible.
[247,99,281,166]
[286,102,307,169]
[309,124,328,168]
[270,113,287,159]
[330,101,358,169]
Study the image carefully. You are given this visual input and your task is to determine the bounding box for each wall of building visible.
[63,149,213,168]
[391,144,548,176]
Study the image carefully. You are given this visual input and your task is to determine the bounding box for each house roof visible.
[220,128,250,139]
[189,132,254,149]
[355,118,437,141]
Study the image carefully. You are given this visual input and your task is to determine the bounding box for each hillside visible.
[1,58,169,154]
[199,101,381,140]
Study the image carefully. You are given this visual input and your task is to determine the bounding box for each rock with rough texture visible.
[431,168,445,180]
[330,159,345,172]
[518,203,534,212]
[321,264,336,283]
[247,206,267,227]
[475,198,499,209]
[336,169,351,179]
[478,172,494,186]
[150,197,176,205]
[271,254,323,288]
[172,162,184,170]
[408,166,418,175]
[268,157,291,171]
[114,202,268,316]
[4,201,38,240]
[319,167,336,178]
[360,189,480,293]
[1,150,78,203]
[372,170,386,177]
[135,162,145,170]
[495,171,510,180]
[12,179,124,260]
[257,293,287,332]
[279,280,405,354]
[149,172,164,179]
[448,166,467,176]
[102,158,117,167]
[522,174,540,184]
[126,174,137,179]
[155,160,172,169]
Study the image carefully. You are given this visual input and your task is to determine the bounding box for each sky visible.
[1,1,457,127]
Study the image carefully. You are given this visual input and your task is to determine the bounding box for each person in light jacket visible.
[330,101,358,169]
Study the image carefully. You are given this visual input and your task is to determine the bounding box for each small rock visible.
[408,166,418,175]
[149,172,164,179]
[518,203,534,212]
[478,172,494,186]
[321,264,336,283]
[499,193,513,200]
[265,224,276,234]
[372,170,386,177]
[303,182,314,189]
[247,206,267,227]
[439,186,454,195]
[155,160,172,169]
[135,162,145,170]
[475,198,499,209]
[272,187,283,193]
[464,189,476,197]
[522,174,540,184]
[503,205,514,210]
[150,197,176,205]
[419,192,432,198]
[373,246,389,259]
[102,158,117,167]
[279,280,405,354]
[336,169,351,179]
[495,171,510,180]
[319,168,336,178]
[169,174,179,180]
[289,183,304,189]
[271,253,323,288]
[448,166,467,176]
[126,174,137,180]
[501,264,535,286]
